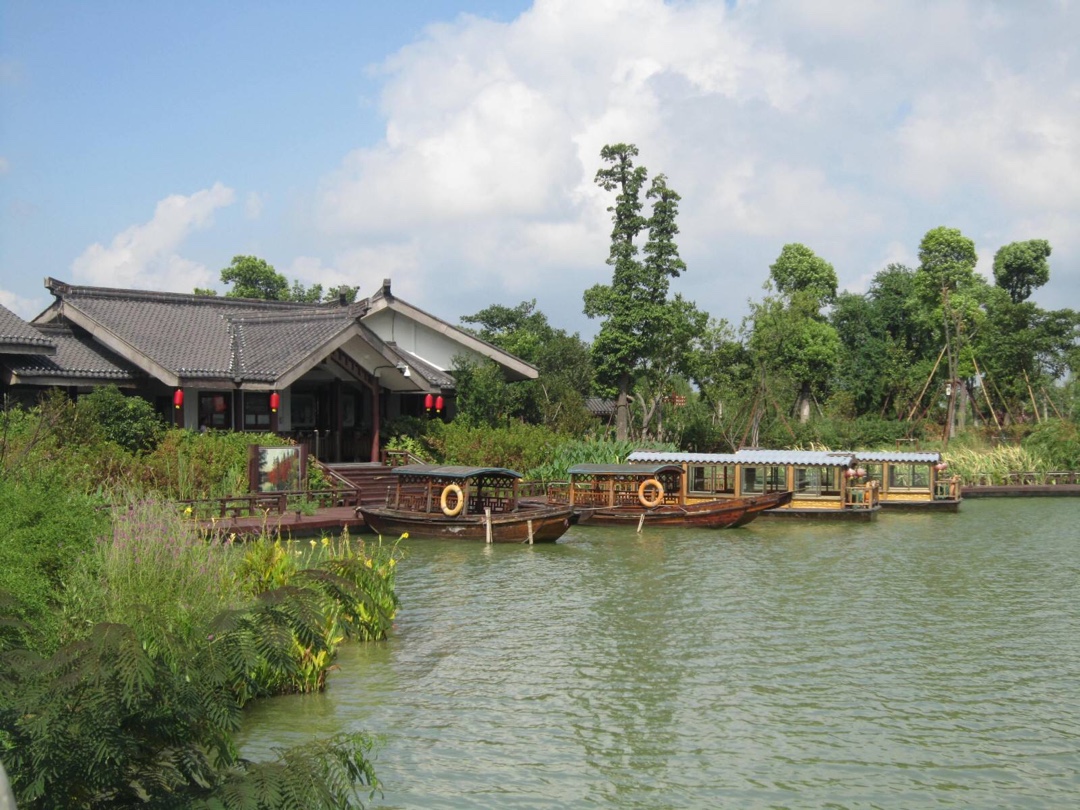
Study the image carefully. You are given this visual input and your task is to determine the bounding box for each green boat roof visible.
[391,464,523,480]
[568,463,684,477]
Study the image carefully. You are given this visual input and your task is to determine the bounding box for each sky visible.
[2,0,1079,341]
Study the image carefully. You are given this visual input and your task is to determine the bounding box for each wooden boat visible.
[357,464,574,543]
[540,463,792,529]
[852,451,962,512]
[628,450,882,521]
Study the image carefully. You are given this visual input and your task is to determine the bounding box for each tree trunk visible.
[796,381,812,424]
[615,372,630,442]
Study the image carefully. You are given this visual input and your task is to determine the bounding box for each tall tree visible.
[915,226,984,441]
[584,144,690,441]
[993,239,1051,304]
[748,243,840,423]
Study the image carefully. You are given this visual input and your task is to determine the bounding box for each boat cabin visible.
[555,463,686,509]
[380,464,524,518]
[627,449,882,520]
[851,451,961,511]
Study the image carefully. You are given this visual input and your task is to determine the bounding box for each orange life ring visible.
[638,478,664,508]
[440,483,465,517]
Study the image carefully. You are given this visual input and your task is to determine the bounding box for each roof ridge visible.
[46,277,364,312]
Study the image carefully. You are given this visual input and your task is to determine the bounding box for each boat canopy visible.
[628,450,856,467]
[391,464,523,480]
[851,451,942,464]
[568,463,684,477]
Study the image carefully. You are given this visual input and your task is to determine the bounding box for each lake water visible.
[238,499,1080,809]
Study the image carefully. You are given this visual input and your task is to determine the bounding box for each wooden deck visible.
[199,505,370,538]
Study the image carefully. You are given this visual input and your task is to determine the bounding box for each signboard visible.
[249,444,307,493]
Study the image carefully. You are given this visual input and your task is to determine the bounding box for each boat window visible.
[862,463,883,485]
[689,464,735,495]
[888,463,930,490]
[742,465,785,494]
[794,466,819,494]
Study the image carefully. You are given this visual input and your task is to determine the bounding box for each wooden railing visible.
[382,449,429,467]
[178,487,360,519]
[844,481,880,509]
[966,471,1080,486]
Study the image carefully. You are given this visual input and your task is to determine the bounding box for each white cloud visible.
[0,288,47,320]
[71,183,235,292]
[194,0,1080,331]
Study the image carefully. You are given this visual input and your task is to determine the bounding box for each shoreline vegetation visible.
[2,388,1079,807]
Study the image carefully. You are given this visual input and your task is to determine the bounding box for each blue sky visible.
[3,0,1079,340]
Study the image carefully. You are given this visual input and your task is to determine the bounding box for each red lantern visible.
[424,393,434,412]
[172,389,184,409]
[269,392,280,413]
[435,395,444,413]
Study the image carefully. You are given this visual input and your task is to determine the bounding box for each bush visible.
[1021,418,1080,470]
[0,467,108,652]
[75,385,167,454]
[424,419,566,473]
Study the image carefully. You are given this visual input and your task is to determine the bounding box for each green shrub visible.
[75,385,167,454]
[425,419,567,472]
[1021,418,1080,470]
[0,467,108,652]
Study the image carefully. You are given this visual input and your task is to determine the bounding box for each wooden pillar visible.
[370,384,381,463]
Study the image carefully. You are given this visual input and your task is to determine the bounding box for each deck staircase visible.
[321,463,399,507]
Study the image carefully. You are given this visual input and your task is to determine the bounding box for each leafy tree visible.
[768,242,838,304]
[747,243,841,424]
[211,256,360,303]
[221,255,290,300]
[993,239,1051,304]
[461,300,595,432]
[584,144,692,441]
[915,226,985,441]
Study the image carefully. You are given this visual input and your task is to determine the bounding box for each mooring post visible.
[527,519,534,544]
[637,513,645,533]
[485,507,493,544]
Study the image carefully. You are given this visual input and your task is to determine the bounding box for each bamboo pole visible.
[970,355,1002,430]
[906,345,948,422]
[1023,370,1041,423]
[526,519,534,545]
[485,507,492,544]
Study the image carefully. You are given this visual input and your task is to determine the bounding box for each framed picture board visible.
[249,444,307,492]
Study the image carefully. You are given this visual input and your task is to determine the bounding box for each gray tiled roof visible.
[46,281,370,384]
[0,303,55,354]
[232,312,357,381]
[4,323,137,381]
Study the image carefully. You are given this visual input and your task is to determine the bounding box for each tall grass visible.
[61,498,243,647]
[943,445,1051,485]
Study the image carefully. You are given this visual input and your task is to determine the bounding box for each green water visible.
[238,499,1080,808]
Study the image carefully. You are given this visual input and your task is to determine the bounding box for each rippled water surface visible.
[238,499,1080,808]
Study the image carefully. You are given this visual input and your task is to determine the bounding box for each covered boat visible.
[540,463,793,529]
[627,449,882,520]
[358,464,573,543]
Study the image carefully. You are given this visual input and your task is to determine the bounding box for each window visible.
[888,463,929,490]
[793,466,844,497]
[689,464,736,495]
[244,393,272,429]
[198,392,232,429]
[742,465,786,494]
